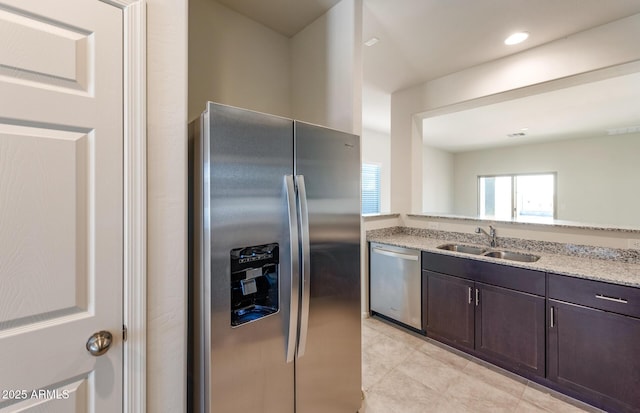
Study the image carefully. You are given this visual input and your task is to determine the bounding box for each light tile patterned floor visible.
[360,316,603,413]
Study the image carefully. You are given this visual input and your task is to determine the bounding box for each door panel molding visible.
[0,124,92,326]
[0,6,93,93]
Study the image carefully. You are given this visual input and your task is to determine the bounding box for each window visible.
[479,173,556,221]
[361,163,381,214]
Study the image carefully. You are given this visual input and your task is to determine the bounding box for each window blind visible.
[362,163,381,214]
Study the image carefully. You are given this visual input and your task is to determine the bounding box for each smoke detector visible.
[507,128,528,138]
[507,132,526,138]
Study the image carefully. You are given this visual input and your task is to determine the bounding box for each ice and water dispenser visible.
[230,243,279,326]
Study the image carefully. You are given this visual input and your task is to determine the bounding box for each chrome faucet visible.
[476,225,497,247]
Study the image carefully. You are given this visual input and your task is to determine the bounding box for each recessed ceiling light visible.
[504,32,529,45]
[364,37,380,47]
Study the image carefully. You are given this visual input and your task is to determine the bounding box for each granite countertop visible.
[368,232,640,288]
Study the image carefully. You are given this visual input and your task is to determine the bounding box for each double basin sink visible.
[437,244,540,263]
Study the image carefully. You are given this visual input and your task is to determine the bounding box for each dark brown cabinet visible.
[423,270,474,350]
[475,282,545,377]
[548,273,640,413]
[422,252,546,378]
[414,250,640,412]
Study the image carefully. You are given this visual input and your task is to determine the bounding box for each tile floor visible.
[360,316,602,413]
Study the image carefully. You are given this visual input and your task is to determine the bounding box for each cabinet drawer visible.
[548,273,640,318]
[422,251,474,279]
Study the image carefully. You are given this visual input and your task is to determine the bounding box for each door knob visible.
[86,331,113,356]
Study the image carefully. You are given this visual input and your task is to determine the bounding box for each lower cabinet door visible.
[475,283,545,377]
[423,271,474,350]
[548,300,640,412]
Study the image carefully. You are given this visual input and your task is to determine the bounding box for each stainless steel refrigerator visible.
[189,102,362,413]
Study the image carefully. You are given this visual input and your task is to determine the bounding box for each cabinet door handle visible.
[468,286,472,304]
[475,288,479,306]
[595,294,628,304]
[550,306,555,328]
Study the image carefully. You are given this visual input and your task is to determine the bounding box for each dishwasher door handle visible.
[372,247,419,261]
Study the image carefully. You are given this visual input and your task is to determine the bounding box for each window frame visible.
[477,172,557,221]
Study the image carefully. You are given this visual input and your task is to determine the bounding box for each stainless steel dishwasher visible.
[369,242,422,330]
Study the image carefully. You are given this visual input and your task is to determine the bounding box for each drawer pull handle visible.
[550,306,555,328]
[468,286,472,304]
[595,294,628,304]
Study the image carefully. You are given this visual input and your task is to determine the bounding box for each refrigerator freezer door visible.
[200,103,295,413]
[294,122,362,413]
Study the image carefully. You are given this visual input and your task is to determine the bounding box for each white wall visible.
[291,0,363,134]
[189,0,364,132]
[451,134,640,227]
[422,144,453,214]
[189,0,291,121]
[391,14,640,216]
[362,128,390,212]
[147,0,188,411]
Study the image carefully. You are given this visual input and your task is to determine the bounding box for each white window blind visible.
[362,163,381,214]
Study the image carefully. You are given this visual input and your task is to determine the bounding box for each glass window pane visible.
[361,163,381,214]
[516,174,555,221]
[479,173,555,222]
[479,176,512,220]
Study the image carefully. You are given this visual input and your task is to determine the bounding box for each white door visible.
[0,0,123,411]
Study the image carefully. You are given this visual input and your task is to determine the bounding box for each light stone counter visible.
[368,231,640,288]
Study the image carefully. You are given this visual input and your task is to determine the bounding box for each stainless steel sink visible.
[482,250,540,262]
[437,244,487,255]
[437,243,540,262]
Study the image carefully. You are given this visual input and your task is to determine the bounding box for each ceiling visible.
[422,71,640,152]
[361,0,640,134]
[362,0,640,94]
[215,0,341,37]
[212,0,640,137]
[217,0,640,91]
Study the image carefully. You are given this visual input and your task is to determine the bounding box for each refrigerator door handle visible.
[284,175,300,363]
[295,175,311,358]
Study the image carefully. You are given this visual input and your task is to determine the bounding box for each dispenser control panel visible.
[230,243,279,326]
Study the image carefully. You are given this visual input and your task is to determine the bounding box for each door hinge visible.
[123,325,128,342]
